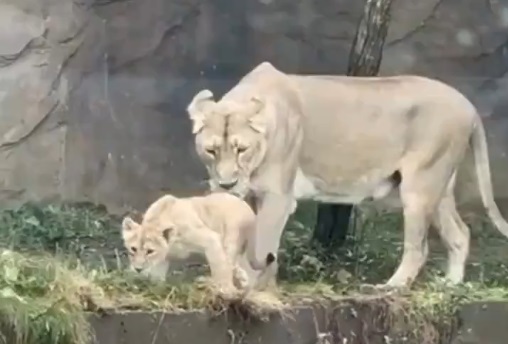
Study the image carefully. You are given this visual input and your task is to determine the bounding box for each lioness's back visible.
[291,74,472,107]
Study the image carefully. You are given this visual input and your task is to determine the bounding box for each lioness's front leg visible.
[252,193,294,291]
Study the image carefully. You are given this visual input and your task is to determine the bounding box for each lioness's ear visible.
[248,96,267,134]
[187,89,215,134]
[122,216,139,233]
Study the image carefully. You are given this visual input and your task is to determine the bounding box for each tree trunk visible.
[347,0,394,77]
[312,0,394,249]
[313,203,354,248]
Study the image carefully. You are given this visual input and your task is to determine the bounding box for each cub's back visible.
[202,192,256,230]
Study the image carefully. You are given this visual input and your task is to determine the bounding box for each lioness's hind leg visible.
[431,180,470,284]
[385,171,451,287]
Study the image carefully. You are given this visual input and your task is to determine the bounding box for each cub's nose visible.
[134,267,143,273]
[218,179,238,190]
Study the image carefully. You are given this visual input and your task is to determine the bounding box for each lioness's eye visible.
[205,147,216,156]
[146,249,154,255]
[130,247,137,254]
[237,146,248,154]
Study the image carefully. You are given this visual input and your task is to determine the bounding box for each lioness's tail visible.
[470,116,508,237]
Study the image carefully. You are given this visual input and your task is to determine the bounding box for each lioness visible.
[186,61,508,289]
[121,192,276,292]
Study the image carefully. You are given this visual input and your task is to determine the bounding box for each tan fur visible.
[121,192,276,292]
[187,61,508,289]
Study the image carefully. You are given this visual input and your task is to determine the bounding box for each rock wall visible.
[0,0,507,214]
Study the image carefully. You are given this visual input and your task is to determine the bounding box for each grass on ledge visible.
[0,201,507,343]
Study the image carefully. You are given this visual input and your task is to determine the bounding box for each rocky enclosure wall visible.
[1,0,508,214]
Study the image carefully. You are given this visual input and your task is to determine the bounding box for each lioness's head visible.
[121,195,187,281]
[187,89,270,198]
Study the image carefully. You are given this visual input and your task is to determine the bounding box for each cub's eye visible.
[129,247,137,254]
[146,249,154,255]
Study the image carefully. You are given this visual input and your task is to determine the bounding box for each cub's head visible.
[121,195,183,281]
[187,89,270,198]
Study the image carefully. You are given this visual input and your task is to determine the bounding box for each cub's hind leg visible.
[431,174,470,284]
[221,219,248,290]
[222,246,249,290]
[195,229,237,294]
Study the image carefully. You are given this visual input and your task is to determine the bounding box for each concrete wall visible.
[1,0,507,214]
[88,301,508,344]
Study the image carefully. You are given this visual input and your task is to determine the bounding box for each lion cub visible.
[121,192,276,293]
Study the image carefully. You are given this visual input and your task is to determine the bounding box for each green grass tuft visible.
[0,250,93,344]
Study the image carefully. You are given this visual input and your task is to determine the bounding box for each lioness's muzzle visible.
[218,178,238,190]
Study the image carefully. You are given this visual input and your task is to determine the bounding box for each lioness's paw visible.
[372,283,409,294]
[358,283,408,295]
[358,283,379,294]
[194,275,211,288]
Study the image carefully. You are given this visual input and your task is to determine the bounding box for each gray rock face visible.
[0,0,507,214]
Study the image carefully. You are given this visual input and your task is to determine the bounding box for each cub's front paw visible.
[233,266,250,290]
[216,283,242,301]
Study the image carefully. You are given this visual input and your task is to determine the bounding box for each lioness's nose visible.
[134,267,142,273]
[218,179,238,189]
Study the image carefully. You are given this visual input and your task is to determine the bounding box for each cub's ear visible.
[248,96,267,134]
[161,227,174,242]
[187,89,215,134]
[122,216,139,234]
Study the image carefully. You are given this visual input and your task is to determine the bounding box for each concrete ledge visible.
[89,307,321,344]
[452,302,508,344]
[88,301,508,344]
